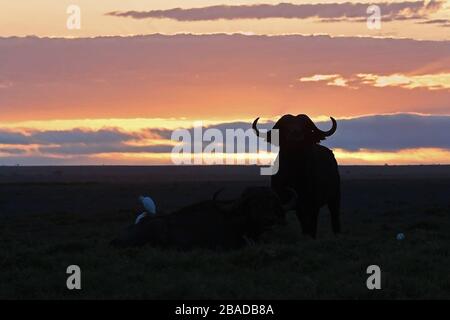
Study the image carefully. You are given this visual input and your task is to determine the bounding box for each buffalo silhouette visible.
[111,187,296,250]
[253,114,340,238]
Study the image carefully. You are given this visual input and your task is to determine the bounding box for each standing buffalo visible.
[253,114,340,238]
[111,187,296,250]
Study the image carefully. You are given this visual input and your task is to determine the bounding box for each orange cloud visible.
[106,1,444,22]
[298,72,450,90]
[298,74,349,88]
[335,148,450,165]
[1,35,449,122]
[357,73,450,90]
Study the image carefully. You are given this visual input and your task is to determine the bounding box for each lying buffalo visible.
[111,187,296,250]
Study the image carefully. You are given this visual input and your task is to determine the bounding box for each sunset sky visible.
[0,0,449,165]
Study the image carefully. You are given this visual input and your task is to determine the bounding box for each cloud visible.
[416,18,450,27]
[194,113,450,152]
[323,113,450,151]
[299,74,351,88]
[126,113,450,153]
[0,130,30,145]
[0,127,174,156]
[0,147,27,155]
[142,128,174,140]
[0,128,139,145]
[0,156,81,166]
[106,1,444,22]
[0,114,449,163]
[334,147,450,165]
[32,128,137,145]
[299,74,341,82]
[298,72,450,90]
[1,34,449,121]
[357,73,450,90]
[38,143,174,155]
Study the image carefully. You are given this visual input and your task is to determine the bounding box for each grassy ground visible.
[1,200,449,299]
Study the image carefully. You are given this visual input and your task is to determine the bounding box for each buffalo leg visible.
[296,205,319,238]
[328,195,341,234]
[309,208,319,238]
[296,207,308,235]
[295,202,310,235]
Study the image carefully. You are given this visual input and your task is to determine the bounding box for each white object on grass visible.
[135,212,148,224]
[396,233,405,241]
[139,196,156,215]
[135,196,157,224]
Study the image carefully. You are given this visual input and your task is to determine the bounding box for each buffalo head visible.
[252,114,337,147]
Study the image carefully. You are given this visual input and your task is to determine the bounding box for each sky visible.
[0,0,449,165]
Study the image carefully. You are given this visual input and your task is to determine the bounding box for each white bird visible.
[396,233,405,241]
[140,196,156,214]
[135,212,148,224]
[135,196,157,224]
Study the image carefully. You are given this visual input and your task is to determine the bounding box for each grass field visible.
[1,166,449,299]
